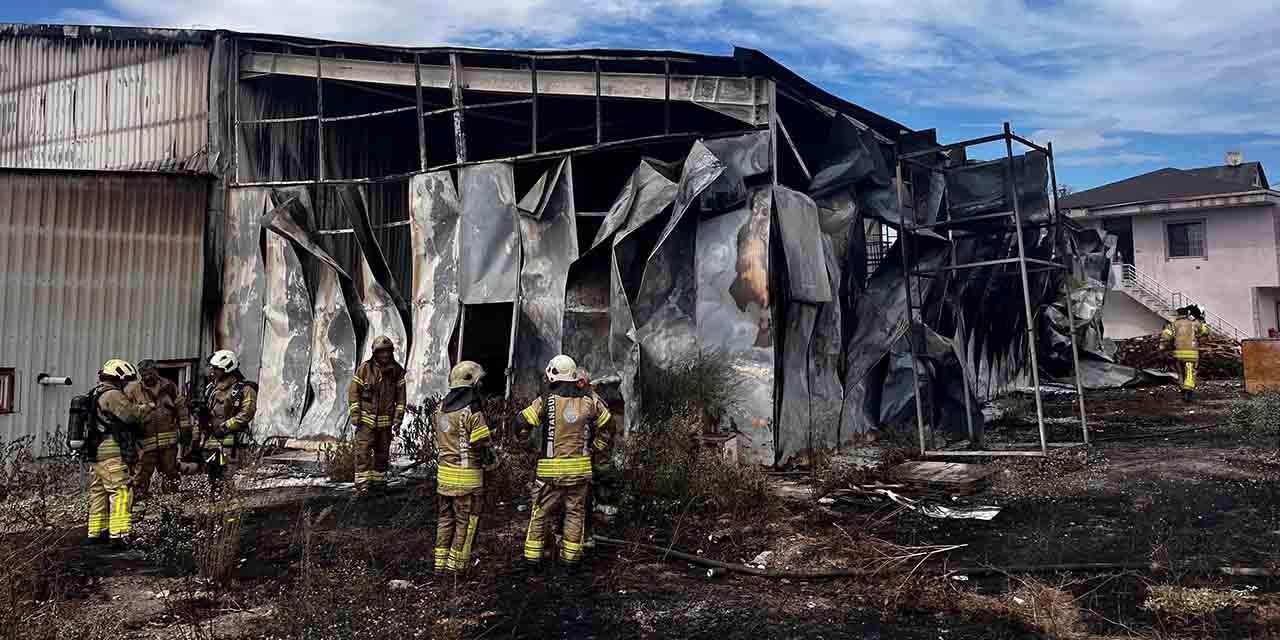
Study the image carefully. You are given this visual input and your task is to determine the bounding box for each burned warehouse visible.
[3,23,1132,465]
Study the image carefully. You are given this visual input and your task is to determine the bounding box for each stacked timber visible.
[1114,332,1243,380]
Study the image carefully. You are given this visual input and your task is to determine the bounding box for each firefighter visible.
[201,350,257,485]
[432,361,494,574]
[125,360,183,498]
[347,336,406,494]
[85,359,152,545]
[1163,305,1211,402]
[515,355,614,569]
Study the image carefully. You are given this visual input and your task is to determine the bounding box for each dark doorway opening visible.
[1102,217,1134,265]
[458,303,515,396]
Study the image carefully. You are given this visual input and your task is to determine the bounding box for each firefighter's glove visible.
[350,413,361,427]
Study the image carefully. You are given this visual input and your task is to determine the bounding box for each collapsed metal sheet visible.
[634,141,724,327]
[458,163,520,304]
[774,186,832,303]
[300,267,359,438]
[699,132,770,213]
[946,151,1050,225]
[257,231,312,438]
[695,187,775,466]
[776,302,817,465]
[808,236,844,452]
[357,256,409,364]
[808,116,889,201]
[604,159,678,435]
[837,234,950,446]
[636,213,699,373]
[404,171,462,416]
[881,326,982,442]
[261,197,349,280]
[514,159,578,400]
[1066,360,1179,390]
[218,188,269,381]
[333,185,411,362]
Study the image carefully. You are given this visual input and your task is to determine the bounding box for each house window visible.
[1167,221,1206,258]
[0,369,14,414]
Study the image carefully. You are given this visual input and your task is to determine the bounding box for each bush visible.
[322,441,355,483]
[619,353,777,523]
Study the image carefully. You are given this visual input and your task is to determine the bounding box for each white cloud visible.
[1057,152,1168,168]
[49,0,1280,144]
[1029,129,1130,153]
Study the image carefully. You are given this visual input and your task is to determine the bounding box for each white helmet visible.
[545,354,578,383]
[209,350,240,373]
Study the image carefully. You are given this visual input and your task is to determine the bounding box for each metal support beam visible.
[1004,122,1048,456]
[774,114,812,181]
[897,161,929,458]
[315,50,325,182]
[530,58,539,154]
[1049,141,1090,444]
[594,60,603,145]
[240,51,771,126]
[414,53,427,171]
[450,54,468,163]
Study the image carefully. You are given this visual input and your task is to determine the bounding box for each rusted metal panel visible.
[1243,339,1280,394]
[0,31,210,171]
[0,170,206,444]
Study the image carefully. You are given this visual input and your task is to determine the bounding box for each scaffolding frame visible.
[895,122,1089,458]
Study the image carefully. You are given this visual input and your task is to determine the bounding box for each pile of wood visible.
[1114,332,1243,379]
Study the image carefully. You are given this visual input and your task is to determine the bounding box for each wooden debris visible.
[1115,332,1242,380]
[890,461,994,495]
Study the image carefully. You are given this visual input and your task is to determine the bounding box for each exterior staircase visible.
[1113,263,1246,340]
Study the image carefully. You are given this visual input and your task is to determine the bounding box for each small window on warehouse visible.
[1166,221,1206,259]
[0,368,14,414]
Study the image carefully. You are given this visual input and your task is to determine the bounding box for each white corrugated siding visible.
[0,171,207,444]
[0,32,210,171]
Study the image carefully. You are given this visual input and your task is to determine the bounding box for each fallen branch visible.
[593,537,1280,580]
[593,535,964,579]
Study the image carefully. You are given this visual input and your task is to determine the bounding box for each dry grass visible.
[944,576,1086,639]
[321,440,355,483]
[1143,584,1258,624]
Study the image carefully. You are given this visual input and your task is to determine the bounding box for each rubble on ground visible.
[1114,332,1243,379]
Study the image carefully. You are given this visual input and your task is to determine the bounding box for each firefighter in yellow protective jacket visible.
[433,361,494,574]
[125,360,183,498]
[347,336,406,493]
[201,350,257,485]
[85,360,153,545]
[515,355,613,568]
[1163,305,1211,402]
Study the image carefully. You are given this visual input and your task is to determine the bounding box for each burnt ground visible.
[8,381,1280,639]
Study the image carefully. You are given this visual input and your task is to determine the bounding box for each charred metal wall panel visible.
[458,163,520,304]
[218,188,268,380]
[0,170,205,444]
[258,232,312,437]
[404,171,462,414]
[514,159,578,399]
[695,186,776,465]
[0,28,210,171]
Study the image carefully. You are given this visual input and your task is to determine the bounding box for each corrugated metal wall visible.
[0,29,210,171]
[0,171,207,443]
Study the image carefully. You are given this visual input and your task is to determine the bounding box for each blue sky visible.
[8,0,1280,190]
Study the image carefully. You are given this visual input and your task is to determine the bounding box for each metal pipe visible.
[232,37,240,185]
[414,53,427,171]
[1008,133,1051,155]
[530,57,539,154]
[1004,123,1049,456]
[898,133,1007,160]
[663,60,671,134]
[455,305,466,363]
[450,53,467,163]
[1048,141,1090,444]
[897,160,929,458]
[238,114,320,125]
[36,374,73,387]
[315,50,325,183]
[228,129,760,188]
[774,113,811,181]
[321,105,417,122]
[594,60,603,145]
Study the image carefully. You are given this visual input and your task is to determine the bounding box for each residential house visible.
[1060,156,1280,339]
